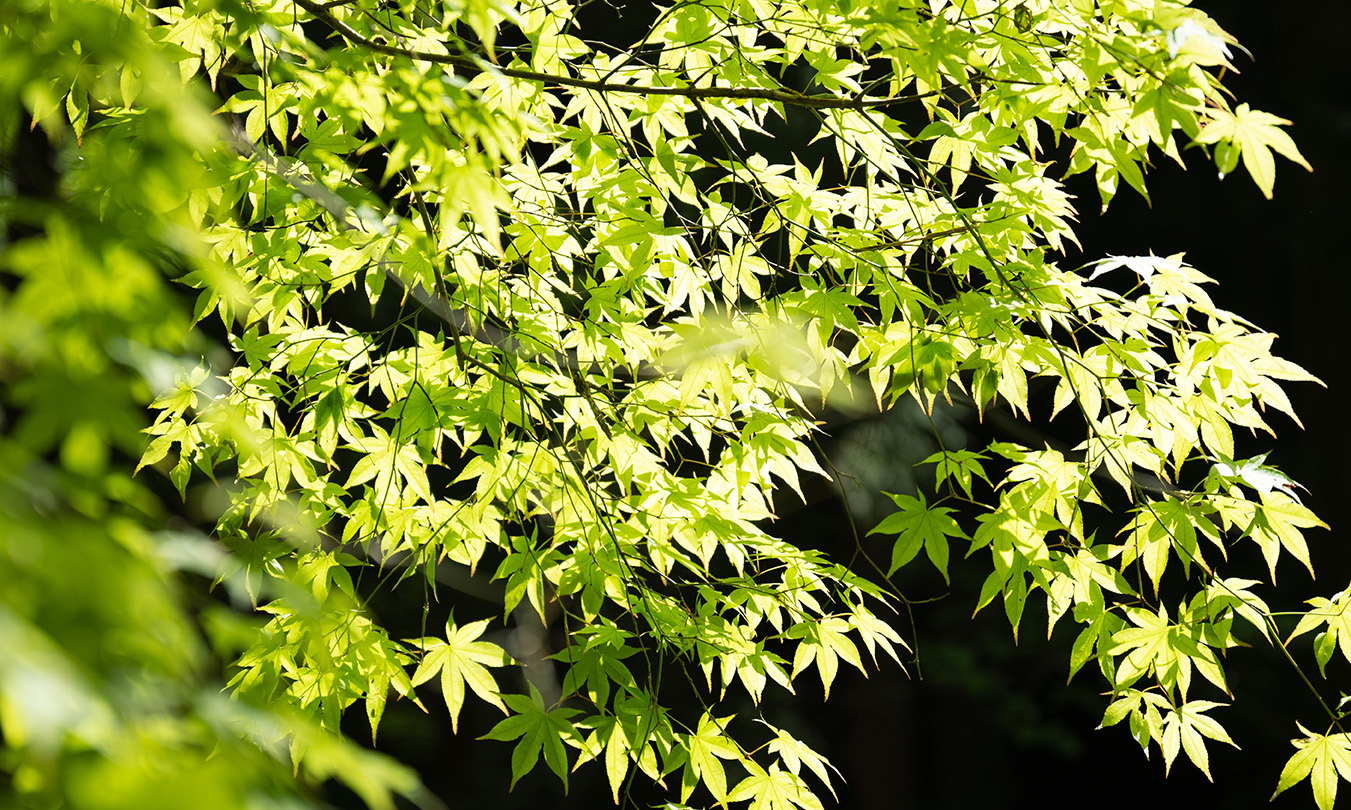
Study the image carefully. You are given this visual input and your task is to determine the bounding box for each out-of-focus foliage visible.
[0,1,419,807]
[0,0,1339,807]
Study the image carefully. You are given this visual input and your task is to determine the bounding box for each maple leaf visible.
[1159,700,1237,780]
[869,492,968,582]
[728,761,825,810]
[479,685,580,790]
[1287,586,1351,676]
[681,713,740,804]
[1194,103,1312,199]
[1246,491,1328,582]
[1272,726,1351,810]
[409,618,513,733]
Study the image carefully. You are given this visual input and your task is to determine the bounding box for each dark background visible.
[345,3,1351,809]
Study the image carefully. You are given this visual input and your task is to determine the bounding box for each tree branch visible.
[289,0,924,111]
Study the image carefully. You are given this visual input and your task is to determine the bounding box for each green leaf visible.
[921,449,991,498]
[1194,103,1312,199]
[1106,606,1173,690]
[1288,585,1351,676]
[727,761,825,810]
[1272,726,1351,810]
[682,712,741,804]
[1247,491,1328,581]
[763,722,838,799]
[410,618,512,733]
[573,715,632,803]
[480,685,579,790]
[1159,701,1237,780]
[788,618,865,700]
[28,0,1329,805]
[870,492,968,582]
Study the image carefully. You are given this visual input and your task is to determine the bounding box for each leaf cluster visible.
[0,0,1340,808]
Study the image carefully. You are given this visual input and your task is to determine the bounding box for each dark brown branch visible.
[289,0,924,111]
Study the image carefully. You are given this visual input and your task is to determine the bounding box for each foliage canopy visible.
[0,0,1341,807]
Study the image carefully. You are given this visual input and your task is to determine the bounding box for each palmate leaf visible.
[1159,700,1237,780]
[672,712,743,804]
[762,722,839,800]
[480,684,580,790]
[869,492,968,582]
[1107,607,1174,688]
[1194,103,1312,199]
[1106,606,1226,699]
[572,715,633,804]
[1246,491,1328,582]
[787,618,866,700]
[727,761,825,810]
[1287,584,1351,676]
[1272,726,1351,810]
[573,694,668,802]
[921,449,991,499]
[409,617,513,733]
[1120,499,1211,595]
[1102,694,1238,780]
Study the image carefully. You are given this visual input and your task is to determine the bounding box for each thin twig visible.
[290,0,931,111]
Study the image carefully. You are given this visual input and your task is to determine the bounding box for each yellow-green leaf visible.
[1195,103,1312,199]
